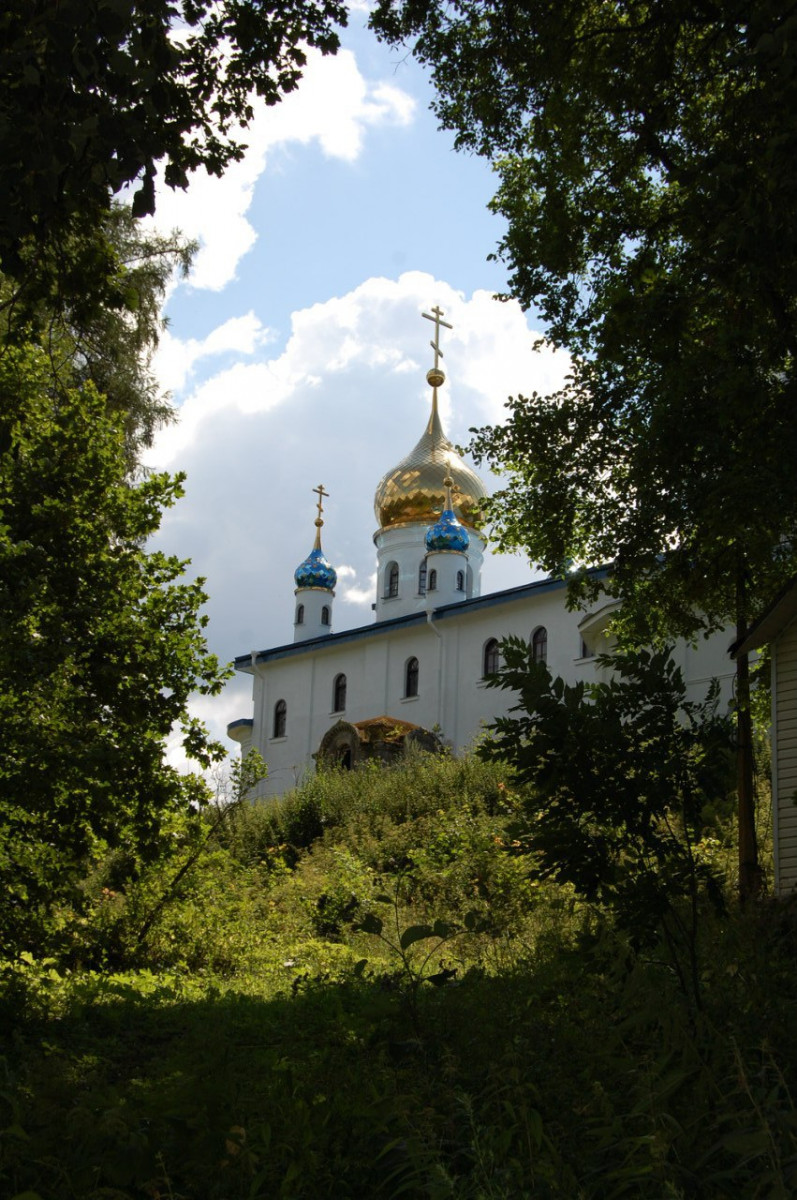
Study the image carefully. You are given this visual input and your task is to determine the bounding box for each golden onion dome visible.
[374,390,487,530]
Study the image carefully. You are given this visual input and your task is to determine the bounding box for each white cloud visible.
[452,290,572,427]
[340,573,378,607]
[148,49,416,290]
[154,312,272,396]
[335,563,375,606]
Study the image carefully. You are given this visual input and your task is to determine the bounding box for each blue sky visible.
[143,16,570,760]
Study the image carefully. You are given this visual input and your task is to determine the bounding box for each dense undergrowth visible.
[1,751,795,1198]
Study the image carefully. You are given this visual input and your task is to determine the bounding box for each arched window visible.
[321,605,330,626]
[428,568,437,591]
[418,559,427,595]
[531,626,548,665]
[296,603,304,625]
[405,656,419,698]
[333,673,347,712]
[386,561,399,598]
[456,570,465,591]
[273,699,287,738]
[483,638,500,677]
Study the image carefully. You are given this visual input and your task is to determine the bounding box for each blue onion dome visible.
[294,545,337,590]
[295,497,337,589]
[426,474,470,553]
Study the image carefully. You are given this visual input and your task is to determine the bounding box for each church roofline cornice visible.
[235,566,610,672]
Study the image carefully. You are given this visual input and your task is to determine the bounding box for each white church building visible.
[228,308,736,798]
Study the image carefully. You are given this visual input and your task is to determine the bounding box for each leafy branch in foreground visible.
[358,873,489,1030]
[1,0,347,305]
[0,341,230,957]
[480,638,734,1008]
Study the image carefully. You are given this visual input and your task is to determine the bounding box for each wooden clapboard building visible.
[735,579,797,896]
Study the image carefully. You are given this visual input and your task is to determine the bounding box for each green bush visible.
[6,749,793,1198]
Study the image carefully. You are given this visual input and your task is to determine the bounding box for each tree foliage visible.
[0,1,357,953]
[371,0,797,635]
[0,0,346,320]
[0,0,346,253]
[480,639,733,1001]
[371,0,797,894]
[2,205,195,466]
[0,341,229,955]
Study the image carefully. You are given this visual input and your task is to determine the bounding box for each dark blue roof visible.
[234,567,609,672]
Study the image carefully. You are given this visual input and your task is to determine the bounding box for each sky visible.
[143,12,571,761]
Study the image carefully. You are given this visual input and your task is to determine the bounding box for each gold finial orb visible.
[374,305,485,532]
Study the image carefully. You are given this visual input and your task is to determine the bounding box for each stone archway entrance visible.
[315,716,441,772]
[316,720,362,770]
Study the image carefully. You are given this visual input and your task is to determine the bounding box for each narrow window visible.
[580,636,592,659]
[483,638,500,677]
[296,603,304,625]
[405,656,419,698]
[321,605,330,626]
[333,673,347,712]
[273,699,287,738]
[418,559,427,595]
[428,568,437,591]
[531,626,548,665]
[387,562,399,598]
[456,569,465,591]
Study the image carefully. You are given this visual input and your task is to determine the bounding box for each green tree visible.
[0,341,229,956]
[371,0,797,896]
[1,0,346,314]
[2,204,195,467]
[480,639,732,1007]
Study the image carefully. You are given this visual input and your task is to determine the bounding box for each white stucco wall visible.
[234,578,737,800]
[373,524,485,621]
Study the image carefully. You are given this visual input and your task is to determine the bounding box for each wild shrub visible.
[482,640,735,1008]
[73,844,278,976]
[3,744,796,1199]
[224,751,512,855]
[291,844,376,938]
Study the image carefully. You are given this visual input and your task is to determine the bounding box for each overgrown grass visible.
[1,751,795,1198]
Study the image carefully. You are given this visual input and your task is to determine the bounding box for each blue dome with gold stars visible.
[426,507,470,553]
[294,545,337,590]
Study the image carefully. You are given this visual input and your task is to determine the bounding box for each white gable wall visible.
[238,582,736,800]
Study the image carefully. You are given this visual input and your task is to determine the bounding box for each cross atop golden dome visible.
[373,307,487,531]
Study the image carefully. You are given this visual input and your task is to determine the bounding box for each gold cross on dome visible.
[313,483,329,521]
[422,305,453,370]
